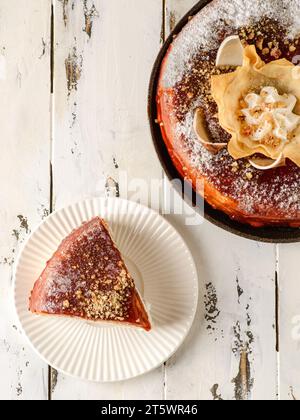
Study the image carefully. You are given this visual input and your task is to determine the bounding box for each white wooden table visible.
[0,0,299,401]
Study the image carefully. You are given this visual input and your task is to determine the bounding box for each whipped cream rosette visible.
[210,45,300,168]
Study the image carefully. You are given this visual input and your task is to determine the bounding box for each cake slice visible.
[29,217,151,331]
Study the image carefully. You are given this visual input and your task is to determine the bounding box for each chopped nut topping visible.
[256,37,264,50]
[270,47,282,59]
[75,290,82,299]
[63,300,70,308]
[231,162,239,173]
[245,172,253,180]
[38,218,144,324]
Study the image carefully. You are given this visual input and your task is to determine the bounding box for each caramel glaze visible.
[29,217,151,331]
[157,17,300,227]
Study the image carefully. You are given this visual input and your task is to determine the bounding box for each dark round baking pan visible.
[148,0,300,243]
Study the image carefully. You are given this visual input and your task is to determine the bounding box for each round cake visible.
[157,0,300,227]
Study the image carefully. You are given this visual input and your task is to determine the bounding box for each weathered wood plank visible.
[278,244,300,401]
[162,193,278,400]
[51,0,164,399]
[0,0,51,400]
[162,0,278,400]
[165,0,196,34]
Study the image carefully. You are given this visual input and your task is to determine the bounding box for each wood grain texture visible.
[51,0,164,399]
[278,244,300,401]
[0,0,296,400]
[165,0,196,34]
[53,0,163,210]
[0,0,51,400]
[162,0,278,400]
[162,185,278,400]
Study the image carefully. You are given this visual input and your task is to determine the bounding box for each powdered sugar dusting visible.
[163,0,300,88]
[176,106,300,216]
[30,218,148,326]
[159,0,300,219]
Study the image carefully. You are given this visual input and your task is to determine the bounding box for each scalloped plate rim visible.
[13,197,199,383]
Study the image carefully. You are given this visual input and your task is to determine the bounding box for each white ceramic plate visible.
[14,198,198,382]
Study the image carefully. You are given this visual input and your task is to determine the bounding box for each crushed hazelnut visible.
[245,172,253,180]
[270,47,282,59]
[231,162,239,173]
[75,290,82,299]
[256,37,264,50]
[63,300,70,308]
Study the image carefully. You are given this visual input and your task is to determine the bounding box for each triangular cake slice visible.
[29,217,151,331]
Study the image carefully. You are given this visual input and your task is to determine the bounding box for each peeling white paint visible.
[0,0,297,401]
[0,0,50,400]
